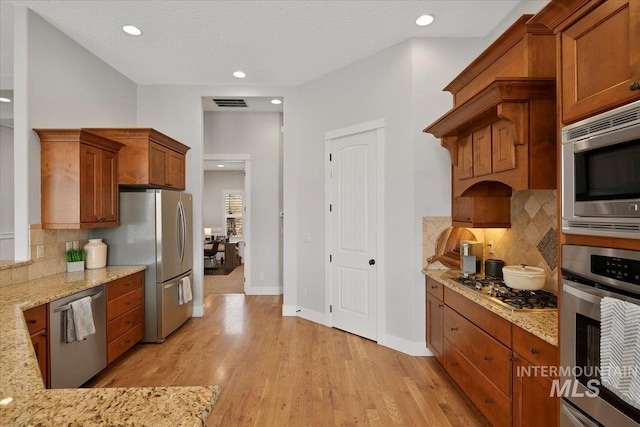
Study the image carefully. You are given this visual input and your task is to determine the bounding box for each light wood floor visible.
[88,294,490,426]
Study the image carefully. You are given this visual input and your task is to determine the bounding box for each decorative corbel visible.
[496,102,525,145]
[441,136,458,165]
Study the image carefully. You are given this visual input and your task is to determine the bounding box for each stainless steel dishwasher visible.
[49,285,107,388]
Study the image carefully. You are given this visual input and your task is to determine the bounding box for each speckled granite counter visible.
[0,266,221,426]
[423,269,558,346]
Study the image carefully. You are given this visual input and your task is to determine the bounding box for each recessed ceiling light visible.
[217,164,225,168]
[416,14,434,26]
[271,99,282,105]
[233,71,246,79]
[122,25,142,36]
[0,97,11,103]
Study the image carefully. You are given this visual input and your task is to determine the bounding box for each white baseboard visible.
[192,303,205,317]
[282,305,298,316]
[296,307,328,326]
[245,286,282,295]
[379,333,432,356]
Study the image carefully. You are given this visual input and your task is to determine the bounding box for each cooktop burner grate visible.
[452,276,557,311]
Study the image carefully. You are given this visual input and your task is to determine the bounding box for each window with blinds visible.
[224,193,243,237]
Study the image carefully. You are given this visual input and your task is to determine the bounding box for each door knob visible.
[630,81,640,91]
[369,259,376,265]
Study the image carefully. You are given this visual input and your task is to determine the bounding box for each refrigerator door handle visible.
[180,200,186,263]
[176,201,184,263]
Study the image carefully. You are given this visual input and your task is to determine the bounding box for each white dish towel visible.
[66,296,96,343]
[178,276,192,305]
[600,296,640,410]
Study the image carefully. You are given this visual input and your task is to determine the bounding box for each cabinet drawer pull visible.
[630,81,640,91]
[125,339,131,344]
[484,398,491,404]
[431,285,438,289]
[450,362,458,367]
[450,327,458,331]
[125,321,132,325]
[438,304,444,308]
[41,333,47,338]
[97,217,105,222]
[125,301,131,305]
[483,355,491,361]
[530,348,539,354]
[28,319,37,324]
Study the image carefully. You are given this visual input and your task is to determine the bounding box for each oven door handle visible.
[561,402,599,427]
[563,282,603,304]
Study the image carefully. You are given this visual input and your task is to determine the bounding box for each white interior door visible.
[327,125,379,341]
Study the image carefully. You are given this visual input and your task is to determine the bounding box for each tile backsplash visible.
[423,190,558,292]
[0,225,89,286]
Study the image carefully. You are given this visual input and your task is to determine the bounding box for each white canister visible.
[84,238,107,269]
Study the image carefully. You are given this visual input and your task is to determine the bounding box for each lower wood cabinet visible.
[426,277,445,363]
[106,271,144,363]
[426,276,559,427]
[23,304,49,388]
[512,325,559,427]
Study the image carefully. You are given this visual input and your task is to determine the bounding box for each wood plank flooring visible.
[87,294,491,426]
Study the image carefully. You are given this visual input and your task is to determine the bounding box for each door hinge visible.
[329,204,332,212]
[330,305,332,313]
[329,254,332,262]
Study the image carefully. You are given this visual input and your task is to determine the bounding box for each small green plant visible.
[65,249,86,262]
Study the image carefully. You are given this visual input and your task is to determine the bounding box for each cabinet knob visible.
[483,355,491,361]
[530,348,539,354]
[41,333,47,338]
[438,304,444,308]
[28,319,37,324]
[450,327,458,331]
[630,81,640,91]
[125,339,131,344]
[125,321,131,325]
[431,285,438,289]
[97,217,105,222]
[484,398,492,404]
[125,301,131,306]
[450,362,458,367]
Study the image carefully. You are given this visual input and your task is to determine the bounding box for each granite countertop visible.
[423,269,558,346]
[0,266,221,426]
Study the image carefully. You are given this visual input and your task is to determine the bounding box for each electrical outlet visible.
[488,241,494,254]
[65,241,72,251]
[36,245,44,259]
[72,240,79,250]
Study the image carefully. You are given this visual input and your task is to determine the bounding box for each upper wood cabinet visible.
[424,15,558,227]
[553,1,640,124]
[85,128,190,190]
[36,129,123,229]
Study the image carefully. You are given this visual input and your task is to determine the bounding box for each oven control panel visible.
[592,255,640,285]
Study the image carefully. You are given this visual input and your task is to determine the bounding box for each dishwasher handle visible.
[53,290,104,313]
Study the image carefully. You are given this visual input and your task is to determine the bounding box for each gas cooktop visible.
[452,276,557,311]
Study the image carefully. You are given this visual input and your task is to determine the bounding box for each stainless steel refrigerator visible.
[92,189,193,343]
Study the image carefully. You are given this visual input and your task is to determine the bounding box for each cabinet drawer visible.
[107,272,144,301]
[107,287,143,321]
[444,287,512,346]
[444,340,511,427]
[513,325,558,368]
[107,322,143,364]
[444,306,512,396]
[24,304,47,335]
[426,277,444,300]
[107,306,144,342]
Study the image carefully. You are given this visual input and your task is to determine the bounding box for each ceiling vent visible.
[213,99,247,108]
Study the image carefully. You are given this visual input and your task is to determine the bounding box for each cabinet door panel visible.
[472,125,492,176]
[167,149,185,189]
[30,331,48,387]
[513,357,558,427]
[492,120,516,173]
[100,150,118,222]
[426,292,444,363]
[149,142,167,186]
[562,1,640,123]
[80,144,100,223]
[458,134,473,180]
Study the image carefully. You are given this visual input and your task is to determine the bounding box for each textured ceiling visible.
[0,1,546,87]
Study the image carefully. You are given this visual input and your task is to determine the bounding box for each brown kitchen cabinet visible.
[424,16,558,228]
[512,325,559,427]
[24,304,49,387]
[106,271,144,364]
[425,277,444,363]
[36,129,124,229]
[556,0,640,124]
[86,128,189,190]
